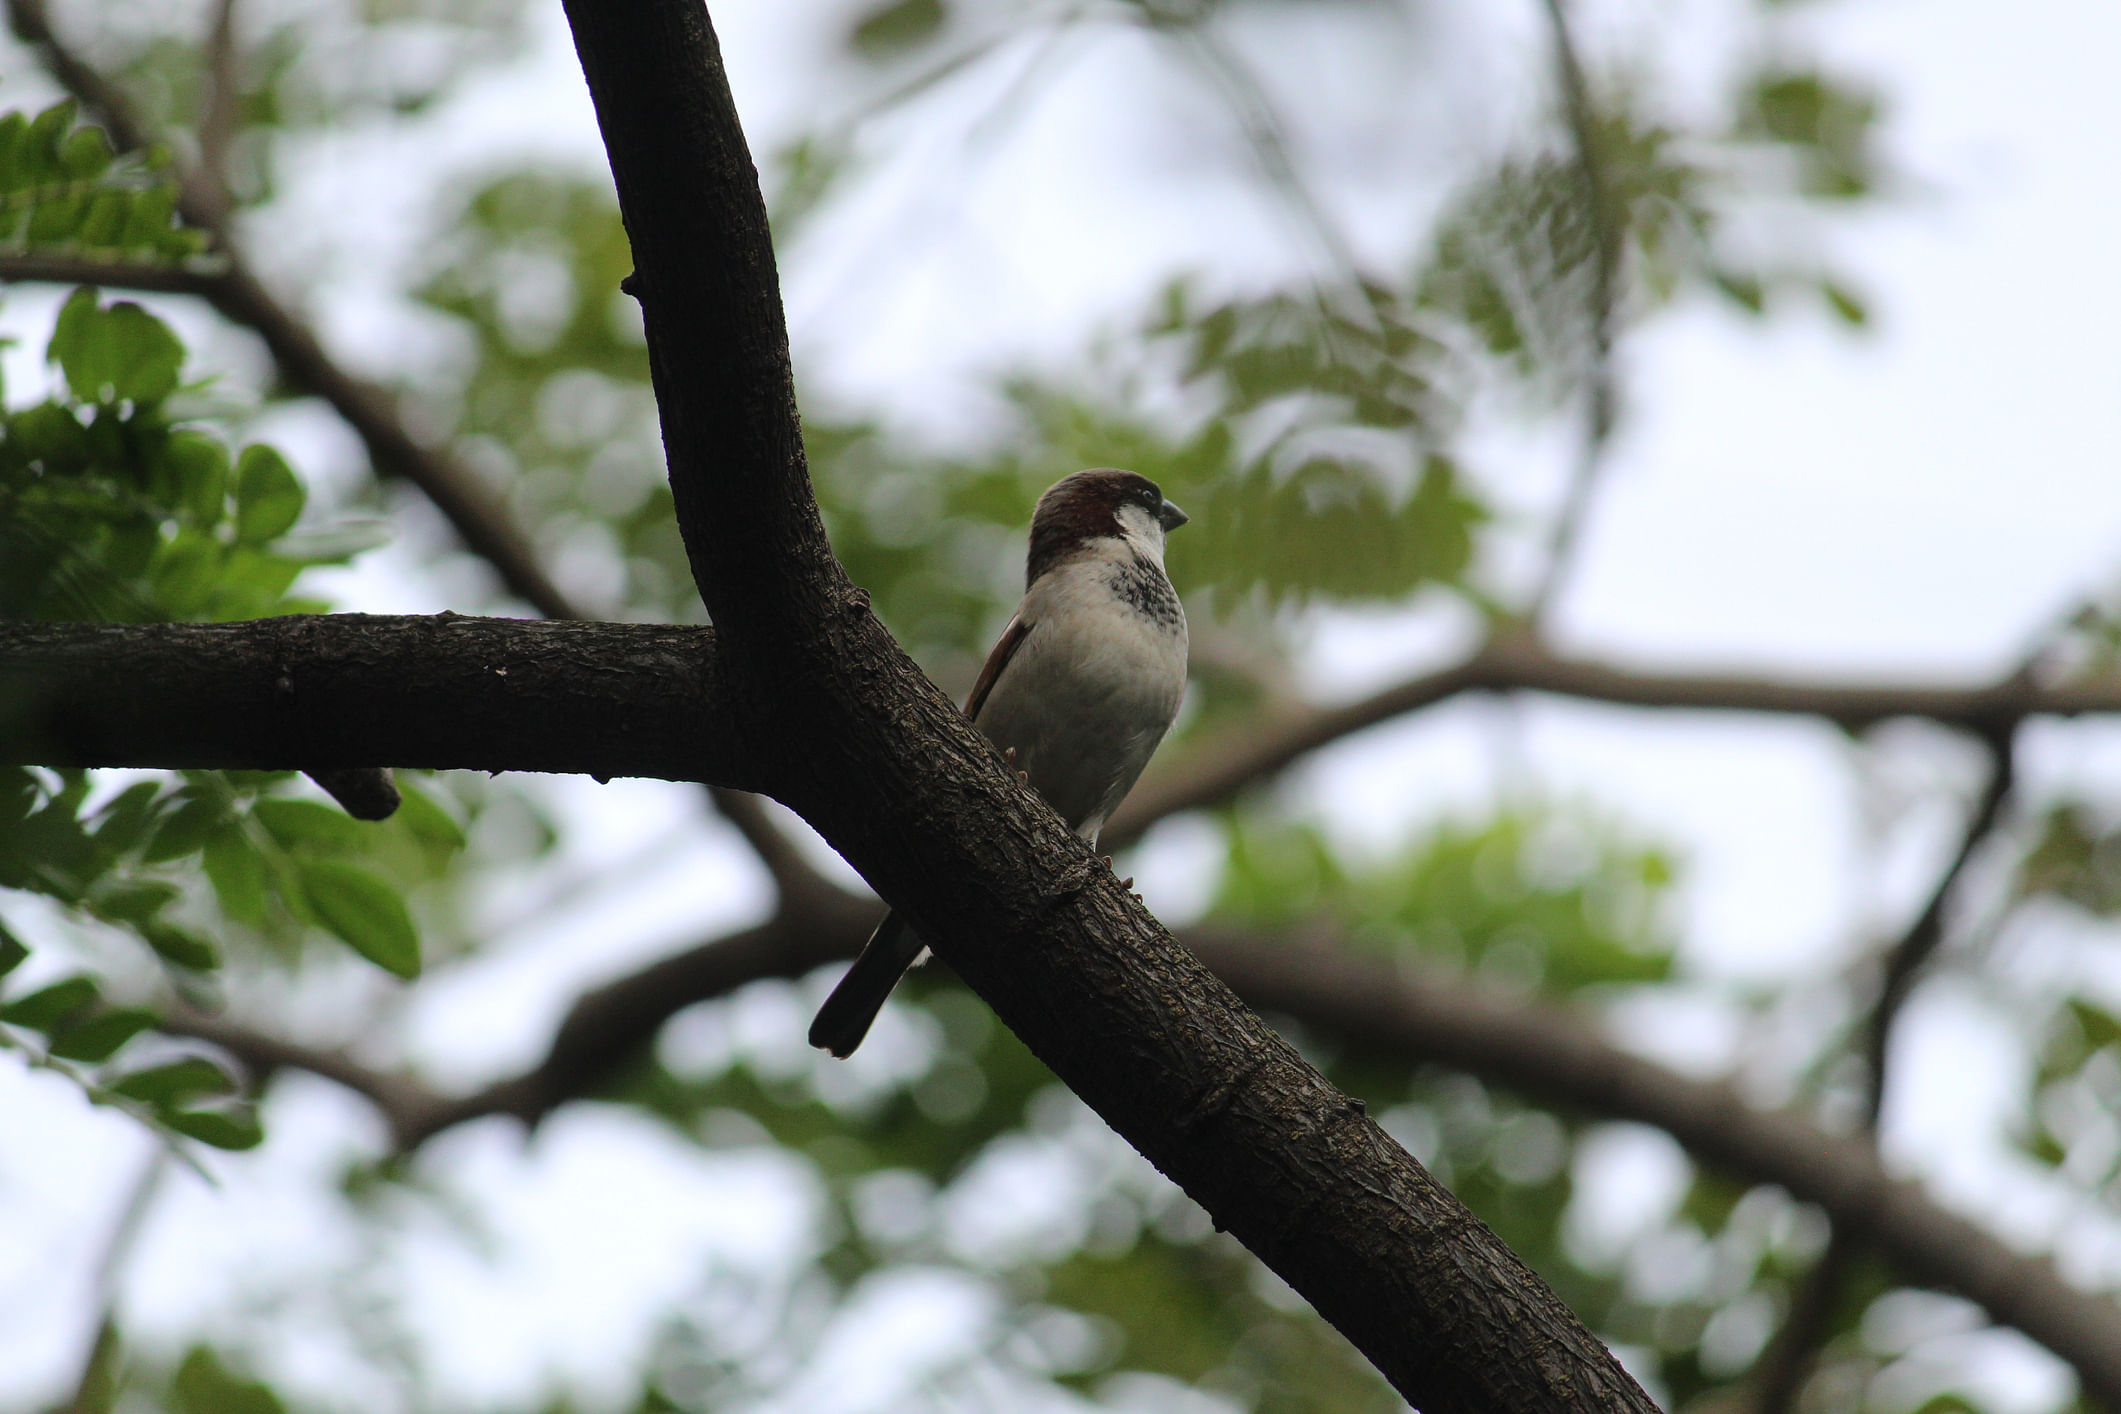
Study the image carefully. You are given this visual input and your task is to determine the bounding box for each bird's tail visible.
[808,911,926,1058]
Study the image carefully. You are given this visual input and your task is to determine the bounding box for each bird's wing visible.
[963,613,1031,723]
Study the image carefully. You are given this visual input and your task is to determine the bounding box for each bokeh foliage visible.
[0,3,2111,1414]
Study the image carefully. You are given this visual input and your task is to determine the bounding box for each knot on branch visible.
[1177,1054,1266,1136]
[1039,854,1101,909]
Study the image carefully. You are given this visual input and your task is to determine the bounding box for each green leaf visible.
[59,124,114,180]
[90,780,166,855]
[86,878,180,924]
[1713,269,1766,314]
[168,432,233,525]
[2067,998,2121,1055]
[202,829,267,924]
[48,290,186,406]
[108,1055,238,1106]
[0,974,100,1031]
[0,923,27,977]
[48,1006,156,1062]
[392,782,467,852]
[142,921,220,971]
[252,797,362,853]
[848,0,945,57]
[165,1102,264,1151]
[172,1347,285,1414]
[300,860,420,977]
[144,796,230,863]
[1822,280,1868,327]
[232,446,303,544]
[23,100,77,177]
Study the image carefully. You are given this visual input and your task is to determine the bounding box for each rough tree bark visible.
[556,3,1660,1408]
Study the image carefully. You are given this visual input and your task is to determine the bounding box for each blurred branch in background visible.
[1745,736,2015,1414]
[51,1147,165,1414]
[148,895,2121,1403]
[2,0,571,620]
[1525,0,1620,626]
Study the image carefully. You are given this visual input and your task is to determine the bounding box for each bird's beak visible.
[1158,499,1189,531]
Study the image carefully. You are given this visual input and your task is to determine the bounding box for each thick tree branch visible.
[565,5,1658,1408]
[0,9,835,881]
[0,615,750,785]
[20,619,2121,797]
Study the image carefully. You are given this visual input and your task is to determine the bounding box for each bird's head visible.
[1025,468,1188,587]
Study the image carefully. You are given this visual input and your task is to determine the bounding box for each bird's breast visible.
[971,556,1188,836]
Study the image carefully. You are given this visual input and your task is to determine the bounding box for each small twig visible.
[5,0,152,155]
[158,1008,453,1151]
[1860,734,2016,1126]
[0,253,226,295]
[51,1144,166,1414]
[1745,731,2015,1412]
[709,786,845,906]
[1525,0,1621,626]
[305,766,401,821]
[1174,25,1364,286]
[194,0,242,229]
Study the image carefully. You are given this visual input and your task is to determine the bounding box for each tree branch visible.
[1108,635,2104,843]
[1746,732,2018,1411]
[17,618,2120,820]
[1190,929,2121,1406]
[563,4,1659,1407]
[172,905,2121,1402]
[1861,738,2016,1129]
[1524,0,1621,625]
[0,615,751,785]
[194,0,241,229]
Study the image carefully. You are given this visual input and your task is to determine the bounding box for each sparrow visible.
[809,467,1192,1058]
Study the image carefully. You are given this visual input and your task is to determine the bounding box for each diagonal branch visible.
[565,4,1659,1406]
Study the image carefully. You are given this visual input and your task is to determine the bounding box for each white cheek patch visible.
[1113,502,1167,564]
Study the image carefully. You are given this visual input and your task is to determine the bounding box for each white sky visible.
[3,0,2120,1410]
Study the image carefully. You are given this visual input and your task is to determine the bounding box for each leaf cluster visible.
[0,101,202,264]
[0,914,258,1149]
[0,271,459,1152]
[0,289,373,623]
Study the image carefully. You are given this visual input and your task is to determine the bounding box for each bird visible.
[808,467,1192,1058]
